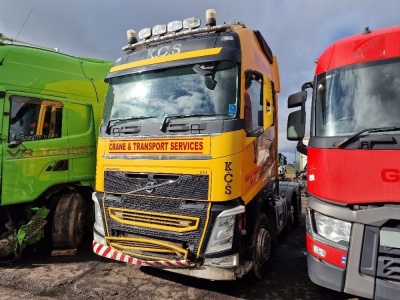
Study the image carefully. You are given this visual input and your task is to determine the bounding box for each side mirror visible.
[296,140,308,156]
[288,91,307,108]
[287,110,306,140]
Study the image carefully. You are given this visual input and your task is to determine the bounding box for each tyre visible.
[282,201,295,237]
[52,192,86,249]
[252,213,273,279]
[293,195,301,228]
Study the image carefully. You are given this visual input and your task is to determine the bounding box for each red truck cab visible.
[287,25,400,299]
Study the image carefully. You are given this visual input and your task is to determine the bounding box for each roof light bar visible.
[138,28,152,41]
[205,9,216,27]
[152,24,167,36]
[122,9,234,51]
[167,20,183,33]
[126,29,137,44]
[183,17,201,30]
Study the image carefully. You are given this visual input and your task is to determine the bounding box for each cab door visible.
[0,88,5,201]
[2,94,66,206]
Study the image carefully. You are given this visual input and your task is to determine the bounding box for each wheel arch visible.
[245,181,278,244]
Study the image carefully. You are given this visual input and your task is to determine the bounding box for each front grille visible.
[107,237,188,260]
[109,207,199,232]
[377,257,400,280]
[361,224,400,283]
[102,171,210,261]
[104,172,209,200]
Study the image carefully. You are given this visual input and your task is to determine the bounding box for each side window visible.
[9,96,63,142]
[244,73,263,135]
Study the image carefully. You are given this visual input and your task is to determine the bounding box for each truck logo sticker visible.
[224,162,233,195]
[7,149,33,157]
[108,138,207,154]
[6,146,90,158]
[381,169,400,182]
[148,44,181,58]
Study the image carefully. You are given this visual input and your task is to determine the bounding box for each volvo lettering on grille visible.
[127,180,174,195]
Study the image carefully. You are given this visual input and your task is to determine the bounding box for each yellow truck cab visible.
[92,9,301,280]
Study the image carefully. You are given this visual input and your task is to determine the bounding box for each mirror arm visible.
[296,140,308,156]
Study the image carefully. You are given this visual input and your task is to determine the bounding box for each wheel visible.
[286,202,296,229]
[293,195,301,228]
[282,199,296,237]
[52,192,86,249]
[252,213,273,279]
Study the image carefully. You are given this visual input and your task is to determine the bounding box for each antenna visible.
[15,7,34,41]
[0,7,54,66]
[0,7,57,53]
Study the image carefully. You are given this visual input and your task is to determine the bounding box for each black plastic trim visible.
[375,278,400,300]
[101,118,244,137]
[307,253,345,292]
[360,226,379,277]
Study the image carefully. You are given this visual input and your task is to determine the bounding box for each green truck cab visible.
[0,35,113,259]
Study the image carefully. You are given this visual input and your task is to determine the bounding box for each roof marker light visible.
[205,9,216,27]
[152,24,167,36]
[183,17,201,30]
[126,29,137,44]
[167,20,183,33]
[138,28,152,41]
[363,26,372,34]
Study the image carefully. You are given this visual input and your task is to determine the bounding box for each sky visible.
[1,0,399,163]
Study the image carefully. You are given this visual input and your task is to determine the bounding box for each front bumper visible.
[92,240,240,280]
[92,240,190,268]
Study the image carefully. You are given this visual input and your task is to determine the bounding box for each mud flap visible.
[17,207,50,253]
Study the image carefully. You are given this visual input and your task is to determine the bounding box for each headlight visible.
[92,192,105,236]
[204,206,244,254]
[314,211,351,243]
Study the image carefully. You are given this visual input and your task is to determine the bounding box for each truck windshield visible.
[314,57,400,137]
[102,61,238,127]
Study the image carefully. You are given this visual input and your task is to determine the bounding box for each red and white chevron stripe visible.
[92,241,191,268]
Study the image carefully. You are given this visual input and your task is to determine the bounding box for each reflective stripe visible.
[92,241,190,268]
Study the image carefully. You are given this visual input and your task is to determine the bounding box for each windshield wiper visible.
[334,125,400,148]
[106,116,156,134]
[160,113,230,132]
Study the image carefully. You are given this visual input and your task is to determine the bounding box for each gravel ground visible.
[0,197,361,300]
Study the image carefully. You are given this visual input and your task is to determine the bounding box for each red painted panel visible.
[307,147,400,204]
[306,233,347,268]
[316,25,400,74]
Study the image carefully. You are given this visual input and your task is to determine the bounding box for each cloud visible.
[1,0,399,163]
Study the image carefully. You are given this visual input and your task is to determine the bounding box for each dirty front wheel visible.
[252,213,273,279]
[52,192,86,249]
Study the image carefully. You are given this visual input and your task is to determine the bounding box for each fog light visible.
[204,254,239,268]
[313,245,326,257]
